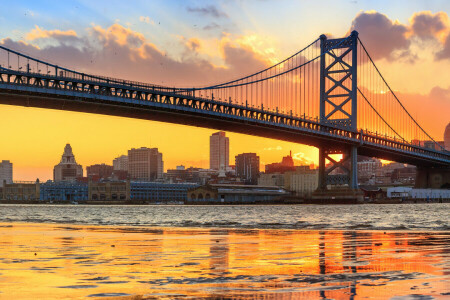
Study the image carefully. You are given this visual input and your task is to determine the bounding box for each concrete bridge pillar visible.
[415,167,450,189]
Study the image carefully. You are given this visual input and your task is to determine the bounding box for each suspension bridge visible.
[0,31,449,192]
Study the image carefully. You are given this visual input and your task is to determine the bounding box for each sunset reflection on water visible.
[0,223,448,299]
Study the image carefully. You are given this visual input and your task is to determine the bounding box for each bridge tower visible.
[318,31,359,191]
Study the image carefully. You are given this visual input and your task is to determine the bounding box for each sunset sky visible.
[1,0,450,181]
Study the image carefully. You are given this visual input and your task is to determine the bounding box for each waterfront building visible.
[128,147,163,181]
[1,180,40,202]
[391,166,416,184]
[387,187,450,201]
[235,153,260,185]
[284,166,319,197]
[86,163,113,180]
[187,184,289,204]
[40,181,88,202]
[131,182,197,203]
[0,160,13,187]
[258,165,318,197]
[113,155,128,171]
[357,157,382,184]
[258,173,285,187]
[210,131,229,171]
[88,180,130,202]
[53,144,83,182]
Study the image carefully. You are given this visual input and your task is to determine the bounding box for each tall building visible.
[445,122,450,150]
[210,131,229,171]
[86,164,113,180]
[53,144,83,182]
[113,155,128,171]
[128,147,163,181]
[0,160,13,187]
[235,153,260,185]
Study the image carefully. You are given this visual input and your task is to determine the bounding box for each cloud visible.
[349,11,410,61]
[203,22,220,31]
[26,25,77,41]
[410,11,448,40]
[139,16,154,25]
[1,23,269,87]
[435,33,450,60]
[292,152,314,165]
[349,10,450,62]
[187,5,228,18]
[263,146,282,151]
[185,37,201,52]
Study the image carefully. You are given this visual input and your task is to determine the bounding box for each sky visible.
[0,0,449,181]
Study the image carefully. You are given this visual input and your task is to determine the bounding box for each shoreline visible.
[1,198,448,205]
[1,221,449,233]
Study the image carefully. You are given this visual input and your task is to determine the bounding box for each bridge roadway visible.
[0,68,449,168]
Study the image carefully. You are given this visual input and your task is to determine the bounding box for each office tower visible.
[210,131,229,170]
[0,160,13,187]
[128,147,163,181]
[235,153,260,185]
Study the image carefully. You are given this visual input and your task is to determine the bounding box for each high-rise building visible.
[53,144,83,182]
[113,155,128,171]
[0,160,13,187]
[86,164,113,180]
[235,153,260,185]
[128,147,163,181]
[445,122,450,151]
[210,132,229,171]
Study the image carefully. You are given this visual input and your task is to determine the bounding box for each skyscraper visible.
[53,144,83,182]
[235,153,260,185]
[128,147,163,181]
[0,160,13,187]
[210,131,229,171]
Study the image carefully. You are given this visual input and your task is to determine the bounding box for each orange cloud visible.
[409,11,449,42]
[25,25,77,40]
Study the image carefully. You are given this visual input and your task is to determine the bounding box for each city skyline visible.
[0,0,449,181]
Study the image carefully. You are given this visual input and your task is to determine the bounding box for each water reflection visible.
[0,223,448,299]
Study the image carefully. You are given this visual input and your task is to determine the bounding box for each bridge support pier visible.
[415,167,450,189]
[312,145,363,204]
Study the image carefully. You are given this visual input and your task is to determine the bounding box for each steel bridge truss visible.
[319,31,359,189]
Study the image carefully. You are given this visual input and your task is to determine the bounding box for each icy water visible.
[0,204,449,299]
